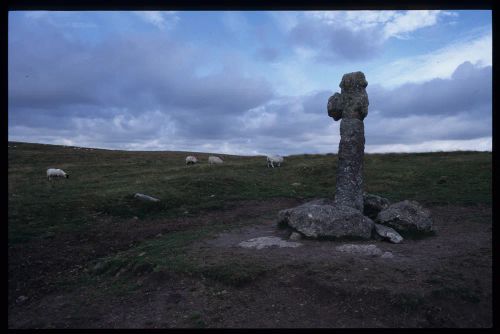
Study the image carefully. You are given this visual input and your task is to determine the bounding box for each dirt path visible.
[8,200,492,328]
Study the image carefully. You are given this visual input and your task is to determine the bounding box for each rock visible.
[16,295,28,304]
[374,223,403,244]
[363,193,390,220]
[376,200,433,236]
[238,236,302,250]
[304,198,335,206]
[381,251,394,259]
[335,244,383,257]
[134,193,160,202]
[278,201,374,239]
[289,232,302,241]
[328,71,369,212]
[334,118,365,211]
[327,92,344,121]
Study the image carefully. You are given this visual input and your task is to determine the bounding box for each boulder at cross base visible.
[278,201,374,239]
[376,200,433,236]
[303,198,335,206]
[363,193,390,220]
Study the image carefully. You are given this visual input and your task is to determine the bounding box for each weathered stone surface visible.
[289,232,302,241]
[238,236,302,250]
[363,193,391,220]
[376,200,433,235]
[327,71,369,212]
[327,93,343,121]
[374,223,403,244]
[278,201,374,239]
[334,118,365,211]
[304,198,335,206]
[335,244,382,257]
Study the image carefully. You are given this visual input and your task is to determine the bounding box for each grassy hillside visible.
[8,141,491,244]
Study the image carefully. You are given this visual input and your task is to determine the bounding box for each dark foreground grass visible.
[88,221,269,288]
[9,142,491,245]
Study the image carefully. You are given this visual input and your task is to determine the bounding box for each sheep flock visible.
[45,150,285,201]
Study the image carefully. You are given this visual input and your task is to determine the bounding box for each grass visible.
[87,218,270,288]
[8,142,493,317]
[8,142,491,245]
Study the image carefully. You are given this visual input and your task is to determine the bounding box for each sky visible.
[8,10,492,155]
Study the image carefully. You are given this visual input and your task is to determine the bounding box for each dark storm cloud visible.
[9,15,275,136]
[362,62,492,144]
[368,62,492,118]
[365,110,491,146]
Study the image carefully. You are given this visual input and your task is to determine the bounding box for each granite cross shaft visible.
[327,71,369,212]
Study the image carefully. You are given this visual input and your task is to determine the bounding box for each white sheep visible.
[267,155,284,168]
[208,156,224,164]
[185,155,198,165]
[47,168,69,180]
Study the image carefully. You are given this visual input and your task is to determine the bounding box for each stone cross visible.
[327,71,369,212]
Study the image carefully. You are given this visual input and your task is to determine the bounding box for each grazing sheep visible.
[47,168,69,180]
[208,156,224,164]
[185,155,198,165]
[267,155,284,168]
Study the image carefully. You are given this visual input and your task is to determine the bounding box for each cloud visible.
[291,23,385,61]
[9,14,275,151]
[133,11,179,30]
[306,10,452,40]
[366,136,491,153]
[8,12,492,154]
[382,10,443,39]
[369,28,492,87]
[255,47,280,62]
[368,61,492,118]
[9,17,274,118]
[365,112,491,146]
[281,10,456,62]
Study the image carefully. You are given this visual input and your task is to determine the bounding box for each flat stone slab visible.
[238,236,302,250]
[278,201,374,239]
[335,244,384,257]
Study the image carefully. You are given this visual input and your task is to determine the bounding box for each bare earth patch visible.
[8,199,492,328]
